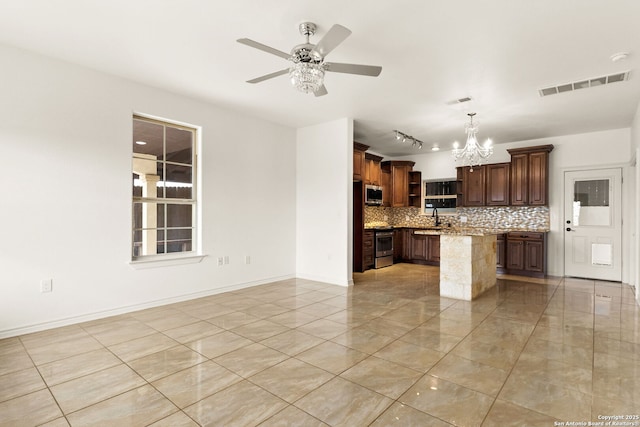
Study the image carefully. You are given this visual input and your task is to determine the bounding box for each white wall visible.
[0,44,297,337]
[392,128,632,279]
[296,118,353,286]
[631,101,640,301]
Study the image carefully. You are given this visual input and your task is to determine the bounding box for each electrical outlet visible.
[460,216,468,223]
[224,256,229,265]
[217,257,224,266]
[245,255,251,265]
[40,279,52,293]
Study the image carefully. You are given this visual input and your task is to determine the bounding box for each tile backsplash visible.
[365,205,550,231]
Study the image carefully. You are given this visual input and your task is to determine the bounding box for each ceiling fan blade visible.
[312,24,351,58]
[246,69,289,84]
[237,38,291,60]
[325,62,382,77]
[314,84,328,97]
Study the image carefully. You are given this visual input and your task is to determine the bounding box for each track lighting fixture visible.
[393,130,423,149]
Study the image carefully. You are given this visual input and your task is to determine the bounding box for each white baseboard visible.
[0,274,295,339]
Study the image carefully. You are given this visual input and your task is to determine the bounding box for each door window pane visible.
[573,179,611,226]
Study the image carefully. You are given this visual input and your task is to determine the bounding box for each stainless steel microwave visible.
[365,185,383,205]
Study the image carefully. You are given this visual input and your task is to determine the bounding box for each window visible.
[423,179,457,214]
[132,115,197,260]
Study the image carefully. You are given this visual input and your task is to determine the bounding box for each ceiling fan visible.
[237,22,382,97]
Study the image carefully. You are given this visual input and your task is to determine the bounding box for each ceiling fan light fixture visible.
[289,62,325,94]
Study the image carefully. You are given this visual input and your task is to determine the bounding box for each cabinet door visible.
[353,149,365,181]
[410,234,428,261]
[528,151,548,206]
[427,235,440,262]
[364,158,381,185]
[510,153,528,206]
[363,231,374,268]
[462,166,486,206]
[524,240,544,272]
[392,166,409,207]
[381,170,391,207]
[486,163,510,206]
[393,229,403,261]
[402,229,412,260]
[496,234,506,268]
[506,239,524,270]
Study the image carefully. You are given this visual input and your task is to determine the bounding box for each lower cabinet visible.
[496,233,506,272]
[403,229,440,266]
[393,229,404,262]
[505,232,546,277]
[363,230,374,270]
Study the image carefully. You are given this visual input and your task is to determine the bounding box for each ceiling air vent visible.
[446,96,473,105]
[538,71,629,97]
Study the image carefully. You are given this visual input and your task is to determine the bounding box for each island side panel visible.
[439,234,497,300]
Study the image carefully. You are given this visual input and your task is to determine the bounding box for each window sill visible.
[129,254,207,269]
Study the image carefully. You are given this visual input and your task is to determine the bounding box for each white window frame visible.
[130,113,205,268]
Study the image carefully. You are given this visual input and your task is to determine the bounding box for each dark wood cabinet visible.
[363,230,374,269]
[381,169,391,207]
[382,161,416,207]
[496,233,506,272]
[505,231,546,277]
[402,229,412,260]
[408,171,422,208]
[486,163,510,206]
[400,229,440,265]
[393,229,404,262]
[353,142,368,182]
[509,153,528,206]
[364,152,383,186]
[528,151,549,206]
[410,233,428,261]
[427,235,440,263]
[460,166,486,206]
[507,145,553,206]
[455,145,552,207]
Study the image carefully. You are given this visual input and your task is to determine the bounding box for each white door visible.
[564,168,622,281]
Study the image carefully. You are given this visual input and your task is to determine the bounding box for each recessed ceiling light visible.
[610,52,629,62]
[135,140,147,145]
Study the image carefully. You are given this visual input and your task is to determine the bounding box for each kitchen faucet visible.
[432,207,441,227]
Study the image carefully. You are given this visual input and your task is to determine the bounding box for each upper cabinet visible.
[365,152,383,186]
[507,145,554,206]
[353,142,369,181]
[485,162,510,206]
[382,160,416,207]
[457,145,553,207]
[408,170,422,208]
[459,165,486,206]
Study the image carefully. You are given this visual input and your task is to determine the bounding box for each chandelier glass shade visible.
[452,113,493,171]
[289,61,326,94]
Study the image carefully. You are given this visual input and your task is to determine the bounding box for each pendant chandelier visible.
[452,113,493,171]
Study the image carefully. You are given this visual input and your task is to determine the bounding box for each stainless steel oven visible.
[374,230,394,269]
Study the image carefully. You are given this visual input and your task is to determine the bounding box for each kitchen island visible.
[439,233,497,300]
[412,229,497,300]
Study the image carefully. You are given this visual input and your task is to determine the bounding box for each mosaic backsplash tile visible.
[364,205,549,231]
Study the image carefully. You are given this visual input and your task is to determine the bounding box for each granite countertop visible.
[364,225,550,235]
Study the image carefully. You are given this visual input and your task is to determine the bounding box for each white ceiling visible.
[1,0,639,156]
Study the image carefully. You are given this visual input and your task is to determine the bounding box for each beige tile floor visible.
[1,264,639,426]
